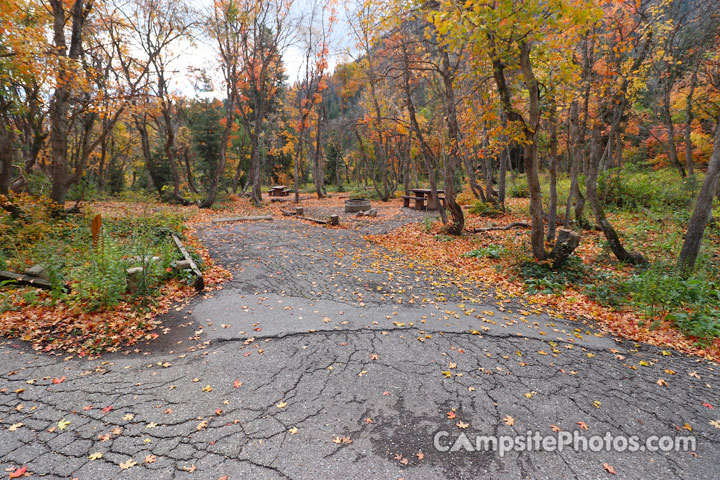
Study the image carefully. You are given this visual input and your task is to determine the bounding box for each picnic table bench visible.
[267,185,290,197]
[402,189,445,210]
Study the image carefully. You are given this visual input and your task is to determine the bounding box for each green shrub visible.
[509,178,529,198]
[468,201,504,217]
[598,168,694,212]
[517,257,585,295]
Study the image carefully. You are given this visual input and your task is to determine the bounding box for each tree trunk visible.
[678,119,720,273]
[313,104,325,199]
[586,124,647,265]
[399,42,447,223]
[518,42,545,260]
[547,99,559,244]
[48,0,90,206]
[200,97,234,208]
[498,146,508,207]
[663,86,686,177]
[684,53,700,177]
[439,48,464,234]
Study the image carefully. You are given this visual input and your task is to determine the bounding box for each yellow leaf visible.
[288,426,299,435]
[201,385,212,392]
[276,401,288,409]
[119,459,137,470]
[89,452,103,460]
[58,419,70,430]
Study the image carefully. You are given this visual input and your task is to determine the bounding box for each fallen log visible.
[470,222,530,233]
[280,209,296,216]
[171,234,204,291]
[297,215,328,225]
[0,271,69,292]
[211,215,273,224]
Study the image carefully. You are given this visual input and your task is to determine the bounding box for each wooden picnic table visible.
[402,188,445,210]
[267,185,290,197]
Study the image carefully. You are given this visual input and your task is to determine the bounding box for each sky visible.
[168,0,357,99]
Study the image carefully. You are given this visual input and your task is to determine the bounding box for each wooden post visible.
[295,207,304,216]
[91,214,102,249]
[329,215,339,226]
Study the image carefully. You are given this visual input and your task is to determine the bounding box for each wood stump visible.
[551,229,581,268]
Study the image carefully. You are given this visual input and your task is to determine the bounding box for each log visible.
[0,270,68,292]
[211,215,273,224]
[297,216,328,225]
[280,209,296,216]
[470,222,530,233]
[171,234,204,291]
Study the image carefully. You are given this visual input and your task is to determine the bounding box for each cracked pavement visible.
[1,215,719,479]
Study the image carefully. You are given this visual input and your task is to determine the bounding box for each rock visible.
[367,208,378,217]
[24,264,48,280]
[126,267,145,294]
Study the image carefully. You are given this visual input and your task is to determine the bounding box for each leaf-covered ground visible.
[370,197,720,360]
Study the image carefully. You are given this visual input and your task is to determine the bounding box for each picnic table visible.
[401,188,445,210]
[267,185,290,197]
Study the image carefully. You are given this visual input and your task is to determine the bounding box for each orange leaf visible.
[52,376,65,384]
[9,466,27,478]
[603,462,617,475]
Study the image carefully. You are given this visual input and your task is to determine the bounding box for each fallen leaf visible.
[550,424,561,432]
[709,420,720,429]
[52,376,66,384]
[119,459,137,470]
[447,411,456,419]
[702,403,714,409]
[89,452,103,460]
[58,419,70,430]
[456,421,469,429]
[234,379,242,389]
[276,401,288,409]
[602,462,616,475]
[288,426,299,435]
[202,385,213,392]
[9,466,27,478]
[503,415,514,426]
[102,405,113,414]
[577,421,588,430]
[8,423,22,432]
[657,378,668,387]
[145,455,156,464]
[123,413,134,421]
[197,420,208,431]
